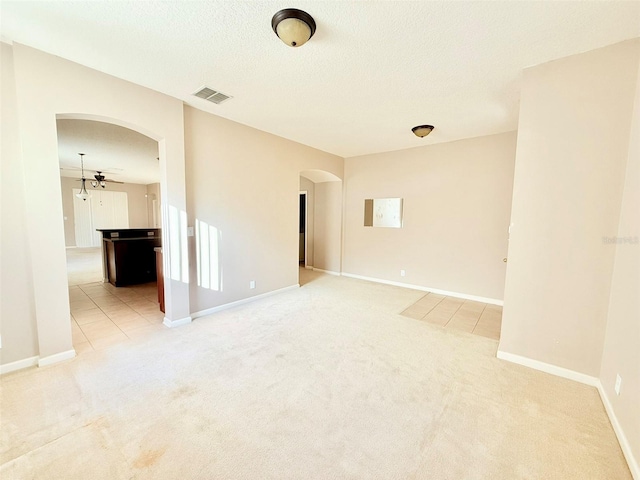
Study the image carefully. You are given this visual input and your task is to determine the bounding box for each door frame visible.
[299,190,308,268]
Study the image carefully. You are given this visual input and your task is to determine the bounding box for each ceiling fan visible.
[90,171,124,188]
[73,153,123,201]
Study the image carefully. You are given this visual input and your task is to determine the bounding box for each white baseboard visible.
[304,265,313,270]
[191,284,300,320]
[496,350,599,386]
[596,381,640,480]
[497,350,638,478]
[163,316,192,328]
[38,349,76,368]
[2,349,76,375]
[312,268,341,276]
[1,355,39,375]
[341,272,503,306]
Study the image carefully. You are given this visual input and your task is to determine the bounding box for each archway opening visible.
[299,170,343,286]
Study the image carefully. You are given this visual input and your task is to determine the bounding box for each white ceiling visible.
[57,119,159,185]
[2,1,639,158]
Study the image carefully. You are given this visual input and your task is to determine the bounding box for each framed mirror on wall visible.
[364,198,403,228]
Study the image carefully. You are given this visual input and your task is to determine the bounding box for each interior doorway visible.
[298,170,343,286]
[58,118,161,281]
[299,191,307,266]
[57,118,165,354]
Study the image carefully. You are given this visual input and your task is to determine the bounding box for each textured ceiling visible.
[57,120,159,185]
[2,1,639,158]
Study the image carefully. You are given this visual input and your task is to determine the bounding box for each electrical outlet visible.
[400,269,406,277]
[615,374,622,396]
[249,280,256,289]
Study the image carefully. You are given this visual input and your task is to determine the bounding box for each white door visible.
[73,189,129,247]
[91,190,129,246]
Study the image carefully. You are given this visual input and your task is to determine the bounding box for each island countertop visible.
[98,229,161,287]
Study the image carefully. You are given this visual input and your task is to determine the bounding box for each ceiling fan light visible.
[272,9,316,47]
[76,179,90,201]
[412,125,435,138]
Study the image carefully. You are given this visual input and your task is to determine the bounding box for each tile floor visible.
[66,247,103,286]
[70,281,165,354]
[401,293,502,340]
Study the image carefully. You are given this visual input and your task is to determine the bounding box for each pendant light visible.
[75,153,90,201]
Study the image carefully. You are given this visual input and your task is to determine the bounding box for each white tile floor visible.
[70,282,165,353]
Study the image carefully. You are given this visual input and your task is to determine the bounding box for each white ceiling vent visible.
[193,86,232,105]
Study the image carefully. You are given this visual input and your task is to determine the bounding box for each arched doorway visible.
[299,170,343,286]
[7,44,191,366]
[57,118,167,352]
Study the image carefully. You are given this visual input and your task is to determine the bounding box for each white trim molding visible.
[38,349,76,368]
[191,284,300,320]
[596,381,640,479]
[342,272,503,306]
[312,268,341,276]
[496,350,599,386]
[1,355,39,375]
[163,316,192,328]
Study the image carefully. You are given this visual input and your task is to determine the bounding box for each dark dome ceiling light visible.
[271,8,316,47]
[412,125,435,138]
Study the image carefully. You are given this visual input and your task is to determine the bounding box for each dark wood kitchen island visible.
[98,228,162,287]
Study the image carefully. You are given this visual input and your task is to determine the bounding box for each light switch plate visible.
[187,226,194,237]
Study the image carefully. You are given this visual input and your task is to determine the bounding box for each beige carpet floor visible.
[1,269,630,479]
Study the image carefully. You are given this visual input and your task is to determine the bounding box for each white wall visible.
[313,181,343,273]
[184,106,343,314]
[0,42,39,365]
[500,39,640,376]
[598,57,640,474]
[343,132,516,302]
[60,177,152,246]
[2,43,189,366]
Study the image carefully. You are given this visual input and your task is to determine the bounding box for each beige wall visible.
[184,106,343,313]
[599,58,640,471]
[313,181,343,273]
[343,132,516,301]
[60,177,153,246]
[2,43,189,366]
[299,177,315,267]
[0,43,39,365]
[500,40,640,376]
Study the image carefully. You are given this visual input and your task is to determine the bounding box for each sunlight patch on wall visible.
[196,219,221,291]
[167,205,190,283]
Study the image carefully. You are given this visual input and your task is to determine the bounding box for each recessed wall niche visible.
[364,198,403,228]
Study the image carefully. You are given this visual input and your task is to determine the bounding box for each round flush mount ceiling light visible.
[272,8,316,47]
[411,125,435,138]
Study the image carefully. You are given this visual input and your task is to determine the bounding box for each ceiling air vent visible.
[193,86,232,105]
